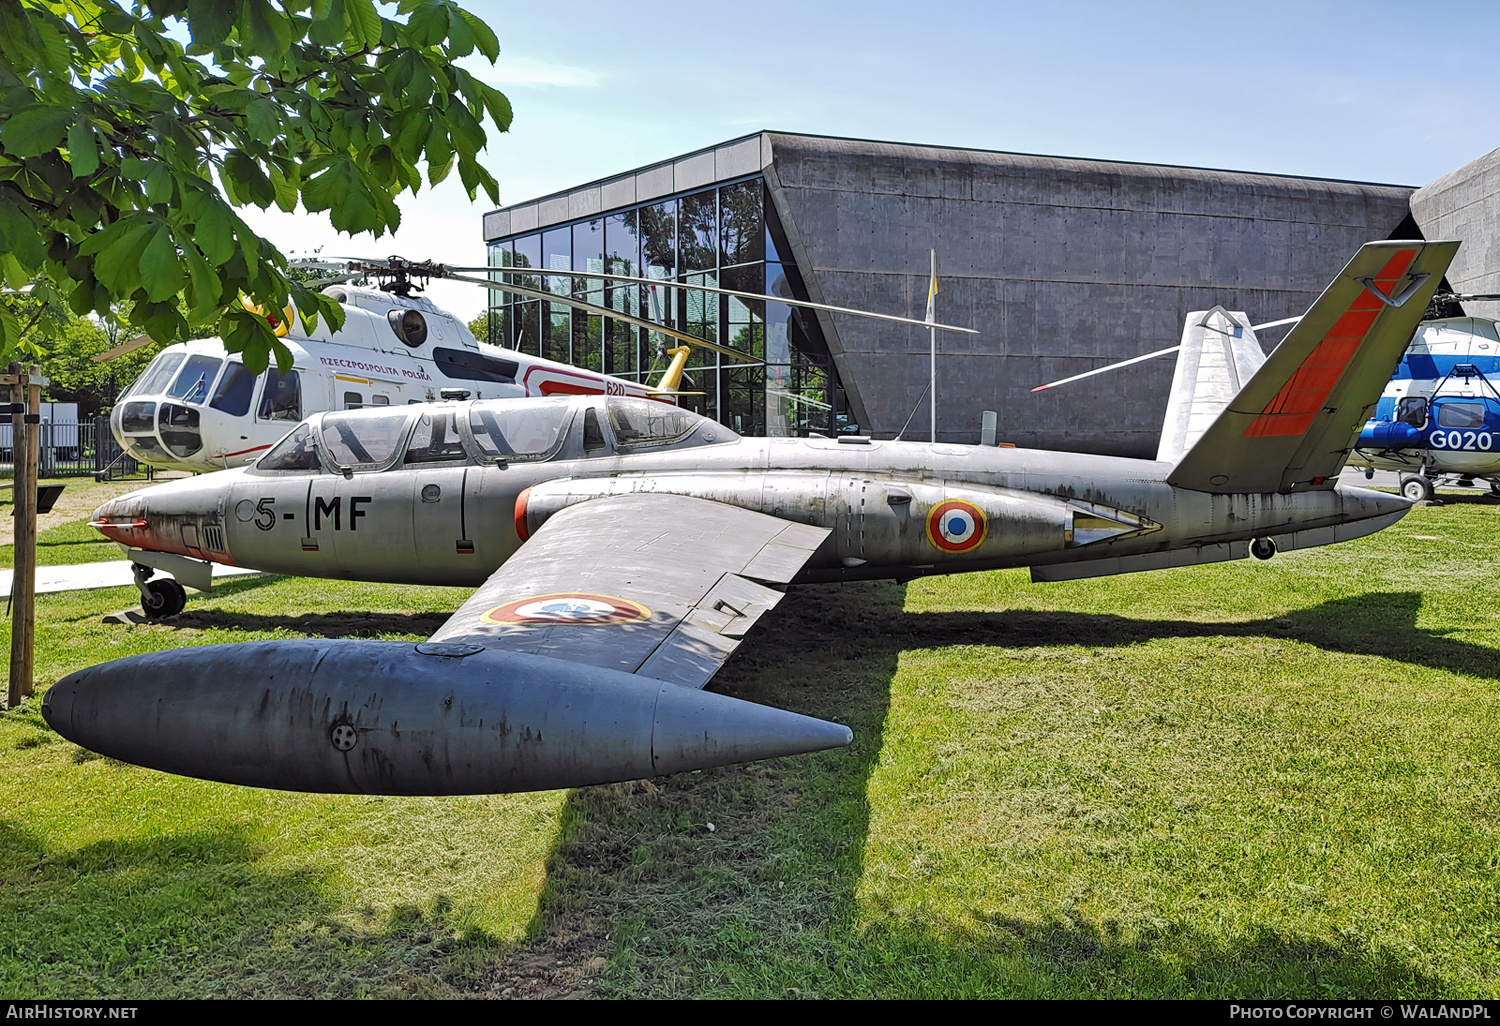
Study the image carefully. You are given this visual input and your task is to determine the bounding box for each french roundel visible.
[926,499,987,553]
[482,593,651,626]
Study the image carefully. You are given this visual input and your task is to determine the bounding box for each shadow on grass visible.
[888,590,1498,683]
[0,817,493,999]
[466,583,1452,998]
[170,607,449,638]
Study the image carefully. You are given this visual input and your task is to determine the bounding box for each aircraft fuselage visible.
[94,399,1408,590]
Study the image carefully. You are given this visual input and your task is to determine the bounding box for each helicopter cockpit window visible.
[1397,397,1428,428]
[467,399,572,462]
[319,409,412,469]
[209,362,256,416]
[257,368,302,421]
[135,352,184,396]
[607,397,717,449]
[166,355,223,404]
[1437,402,1486,431]
[583,408,607,452]
[257,423,323,472]
[405,409,468,464]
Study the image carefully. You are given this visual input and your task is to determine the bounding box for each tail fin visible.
[1167,240,1458,494]
[1156,306,1267,464]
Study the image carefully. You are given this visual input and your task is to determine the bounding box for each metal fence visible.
[0,419,150,479]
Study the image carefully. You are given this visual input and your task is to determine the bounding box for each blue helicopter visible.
[1350,300,1500,501]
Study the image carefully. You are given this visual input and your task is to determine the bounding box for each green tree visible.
[0,0,511,372]
[466,309,491,344]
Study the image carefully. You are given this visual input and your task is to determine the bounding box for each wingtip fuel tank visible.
[41,640,852,795]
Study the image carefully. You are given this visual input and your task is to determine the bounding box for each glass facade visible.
[486,176,855,437]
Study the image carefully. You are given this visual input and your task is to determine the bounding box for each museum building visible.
[482,132,1500,458]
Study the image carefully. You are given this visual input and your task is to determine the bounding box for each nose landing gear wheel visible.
[1250,537,1277,561]
[1399,474,1435,502]
[142,578,187,619]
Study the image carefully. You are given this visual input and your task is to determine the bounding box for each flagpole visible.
[928,249,937,444]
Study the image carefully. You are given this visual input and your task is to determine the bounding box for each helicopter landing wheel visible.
[141,579,187,619]
[1250,537,1277,561]
[1399,474,1435,503]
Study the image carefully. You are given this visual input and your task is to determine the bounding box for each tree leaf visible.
[443,98,484,159]
[241,0,292,58]
[66,119,100,178]
[1,105,74,159]
[186,0,242,50]
[93,219,156,295]
[308,0,347,46]
[181,236,224,319]
[406,1,449,46]
[224,149,276,208]
[182,190,237,266]
[145,163,175,204]
[346,0,382,47]
[30,11,72,77]
[139,223,186,302]
[479,82,512,132]
[246,97,280,145]
[444,3,474,57]
[456,6,498,62]
[425,127,453,187]
[268,164,298,213]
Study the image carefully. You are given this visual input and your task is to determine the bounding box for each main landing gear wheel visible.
[141,578,187,619]
[1250,537,1277,561]
[1399,474,1435,502]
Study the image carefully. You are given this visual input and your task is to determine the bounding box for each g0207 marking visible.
[1428,430,1493,451]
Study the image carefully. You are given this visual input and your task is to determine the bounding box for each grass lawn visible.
[2,493,1498,998]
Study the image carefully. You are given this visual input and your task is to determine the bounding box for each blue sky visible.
[244,0,1500,321]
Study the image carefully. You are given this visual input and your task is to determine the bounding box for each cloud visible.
[459,54,601,89]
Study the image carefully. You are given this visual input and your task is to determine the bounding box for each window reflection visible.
[258,423,323,472]
[405,409,468,463]
[468,399,572,461]
[679,190,716,273]
[257,368,302,421]
[210,362,256,416]
[319,410,411,467]
[486,176,854,437]
[720,180,763,267]
[167,355,223,404]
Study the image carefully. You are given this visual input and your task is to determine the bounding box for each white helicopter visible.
[107,255,978,473]
[104,258,724,474]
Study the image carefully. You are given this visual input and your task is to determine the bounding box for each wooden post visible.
[7,362,38,708]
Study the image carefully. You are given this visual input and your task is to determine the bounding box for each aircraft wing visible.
[427,493,831,689]
[1167,240,1458,493]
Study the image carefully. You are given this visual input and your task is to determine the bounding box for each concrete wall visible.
[1411,146,1500,323]
[764,134,1414,456]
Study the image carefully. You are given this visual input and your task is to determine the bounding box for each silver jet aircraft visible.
[43,241,1456,796]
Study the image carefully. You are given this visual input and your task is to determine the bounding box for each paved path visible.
[0,559,265,596]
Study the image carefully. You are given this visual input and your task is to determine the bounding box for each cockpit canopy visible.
[254,396,737,474]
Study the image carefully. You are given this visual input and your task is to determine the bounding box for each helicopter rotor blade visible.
[91,334,154,363]
[1030,345,1182,392]
[445,272,755,362]
[449,265,979,336]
